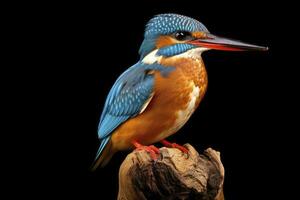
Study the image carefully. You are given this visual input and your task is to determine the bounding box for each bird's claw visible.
[132,141,160,160]
[171,143,189,154]
[160,139,189,157]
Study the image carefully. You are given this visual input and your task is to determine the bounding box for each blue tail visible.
[91,136,113,170]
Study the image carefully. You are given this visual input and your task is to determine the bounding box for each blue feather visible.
[95,136,111,161]
[99,115,129,139]
[97,62,174,142]
[157,43,195,57]
[139,37,157,58]
[145,13,209,37]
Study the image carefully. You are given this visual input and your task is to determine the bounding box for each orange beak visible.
[187,33,268,51]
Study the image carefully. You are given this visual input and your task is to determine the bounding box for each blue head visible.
[139,13,268,59]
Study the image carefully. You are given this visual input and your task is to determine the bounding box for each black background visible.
[10,0,296,199]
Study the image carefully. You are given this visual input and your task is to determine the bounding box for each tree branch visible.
[118,144,225,200]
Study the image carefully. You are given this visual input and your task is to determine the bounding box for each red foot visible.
[160,139,189,154]
[132,141,160,160]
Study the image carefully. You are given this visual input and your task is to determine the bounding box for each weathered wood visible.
[118,144,224,200]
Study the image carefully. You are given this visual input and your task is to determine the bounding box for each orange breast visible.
[111,57,208,151]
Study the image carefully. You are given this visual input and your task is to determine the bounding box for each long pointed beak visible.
[187,34,268,51]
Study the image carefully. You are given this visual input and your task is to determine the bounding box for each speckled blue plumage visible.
[139,13,209,58]
[145,13,209,37]
[157,43,195,57]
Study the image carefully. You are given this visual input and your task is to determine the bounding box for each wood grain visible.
[118,144,224,200]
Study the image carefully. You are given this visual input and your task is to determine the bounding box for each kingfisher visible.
[92,13,268,170]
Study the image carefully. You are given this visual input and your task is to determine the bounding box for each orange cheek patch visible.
[156,36,176,48]
[192,31,207,39]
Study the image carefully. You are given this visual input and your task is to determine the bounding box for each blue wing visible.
[98,63,155,139]
[95,62,174,162]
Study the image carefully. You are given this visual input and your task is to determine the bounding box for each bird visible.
[92,13,268,170]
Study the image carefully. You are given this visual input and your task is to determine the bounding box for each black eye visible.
[175,31,191,41]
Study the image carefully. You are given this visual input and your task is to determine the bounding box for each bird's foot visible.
[160,139,189,154]
[132,141,160,160]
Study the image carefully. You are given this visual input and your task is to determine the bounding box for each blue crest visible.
[145,13,209,37]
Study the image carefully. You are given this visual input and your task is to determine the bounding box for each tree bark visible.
[118,144,225,200]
